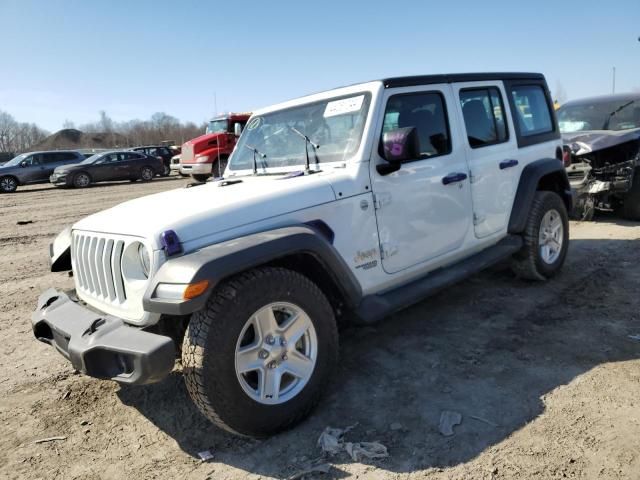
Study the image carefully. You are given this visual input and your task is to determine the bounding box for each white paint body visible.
[69,77,561,325]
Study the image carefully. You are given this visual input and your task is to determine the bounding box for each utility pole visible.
[612,67,616,94]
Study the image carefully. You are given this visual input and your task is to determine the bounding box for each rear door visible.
[122,152,145,177]
[451,82,519,238]
[371,85,473,273]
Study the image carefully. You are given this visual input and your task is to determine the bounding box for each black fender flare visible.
[143,224,362,315]
[508,158,573,234]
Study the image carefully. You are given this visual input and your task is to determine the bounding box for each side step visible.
[355,235,523,323]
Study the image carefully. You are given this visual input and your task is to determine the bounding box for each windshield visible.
[228,93,371,172]
[206,119,229,134]
[2,153,30,167]
[80,154,102,164]
[558,98,640,132]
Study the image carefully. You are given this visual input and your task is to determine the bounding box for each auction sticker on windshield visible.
[324,95,365,118]
[247,117,262,130]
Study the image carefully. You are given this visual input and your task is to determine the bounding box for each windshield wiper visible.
[602,100,635,130]
[289,126,320,174]
[244,144,266,174]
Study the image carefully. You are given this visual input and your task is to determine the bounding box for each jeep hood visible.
[73,174,337,250]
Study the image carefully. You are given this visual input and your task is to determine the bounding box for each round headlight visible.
[121,241,152,288]
[138,244,151,278]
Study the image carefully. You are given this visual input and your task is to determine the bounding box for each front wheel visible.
[0,176,18,193]
[181,267,338,437]
[511,191,569,280]
[621,168,640,221]
[73,172,91,188]
[192,174,209,183]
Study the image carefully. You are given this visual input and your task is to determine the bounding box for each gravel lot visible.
[1,178,640,479]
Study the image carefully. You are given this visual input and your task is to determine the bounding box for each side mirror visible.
[20,161,27,168]
[377,127,420,175]
[234,123,243,137]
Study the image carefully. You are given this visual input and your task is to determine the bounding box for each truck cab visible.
[179,113,250,181]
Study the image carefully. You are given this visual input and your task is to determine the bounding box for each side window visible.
[125,152,142,160]
[41,153,59,164]
[511,85,553,136]
[381,92,451,159]
[23,154,41,166]
[459,88,508,148]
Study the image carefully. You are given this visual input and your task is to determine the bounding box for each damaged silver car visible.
[558,93,640,220]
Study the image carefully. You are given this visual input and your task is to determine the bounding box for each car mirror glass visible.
[381,127,420,163]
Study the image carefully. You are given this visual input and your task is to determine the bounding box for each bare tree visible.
[62,119,76,129]
[554,81,568,105]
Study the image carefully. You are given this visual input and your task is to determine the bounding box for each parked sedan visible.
[0,150,85,193]
[50,151,164,188]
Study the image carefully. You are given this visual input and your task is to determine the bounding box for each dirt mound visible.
[32,129,130,150]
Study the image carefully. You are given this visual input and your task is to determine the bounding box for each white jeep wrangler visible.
[33,73,572,437]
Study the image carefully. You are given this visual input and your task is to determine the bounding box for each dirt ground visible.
[1,177,640,480]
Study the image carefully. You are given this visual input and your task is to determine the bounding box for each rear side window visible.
[511,85,553,136]
[460,88,508,147]
[381,92,451,159]
[125,152,143,160]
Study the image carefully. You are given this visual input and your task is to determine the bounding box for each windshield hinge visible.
[373,193,392,210]
[380,242,398,260]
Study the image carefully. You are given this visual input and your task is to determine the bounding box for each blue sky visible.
[1,0,639,132]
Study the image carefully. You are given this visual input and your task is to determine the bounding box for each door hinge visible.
[380,242,398,260]
[473,213,486,226]
[373,192,392,210]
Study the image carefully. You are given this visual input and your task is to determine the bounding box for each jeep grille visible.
[73,232,126,303]
[182,143,194,163]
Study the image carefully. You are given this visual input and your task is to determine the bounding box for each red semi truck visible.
[180,112,251,181]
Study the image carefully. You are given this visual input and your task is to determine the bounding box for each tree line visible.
[0,109,207,154]
[0,111,49,153]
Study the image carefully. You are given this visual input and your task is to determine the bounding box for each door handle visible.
[499,159,519,169]
[442,172,468,185]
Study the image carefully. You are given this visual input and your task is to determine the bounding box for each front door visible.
[21,154,46,183]
[371,85,473,274]
[452,82,520,238]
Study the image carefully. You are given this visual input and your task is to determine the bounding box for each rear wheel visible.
[511,191,569,280]
[73,172,91,188]
[0,176,18,193]
[140,166,154,182]
[192,174,209,183]
[622,168,640,221]
[182,267,338,437]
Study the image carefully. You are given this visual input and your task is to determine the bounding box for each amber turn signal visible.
[183,280,210,300]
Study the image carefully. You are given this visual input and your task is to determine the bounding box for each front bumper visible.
[49,174,68,184]
[31,289,175,385]
[180,163,212,175]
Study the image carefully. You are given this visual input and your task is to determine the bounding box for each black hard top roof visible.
[381,72,545,88]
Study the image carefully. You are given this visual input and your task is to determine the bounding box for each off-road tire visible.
[511,191,569,280]
[140,166,154,182]
[0,176,18,193]
[181,267,338,438]
[622,168,640,221]
[72,172,91,188]
[192,174,209,183]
